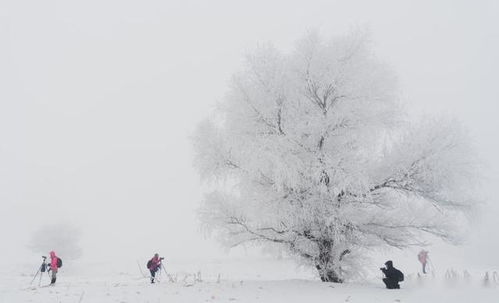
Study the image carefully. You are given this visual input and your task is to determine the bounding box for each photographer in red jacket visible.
[147,253,164,284]
[49,251,59,285]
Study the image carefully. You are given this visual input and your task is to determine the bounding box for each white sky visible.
[1,0,498,266]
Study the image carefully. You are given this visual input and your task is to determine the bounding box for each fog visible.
[1,0,498,269]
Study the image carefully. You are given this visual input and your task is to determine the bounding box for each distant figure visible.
[48,251,59,285]
[147,253,163,284]
[417,250,429,274]
[380,260,404,289]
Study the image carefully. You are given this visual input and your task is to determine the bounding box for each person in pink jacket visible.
[147,253,163,283]
[49,251,58,285]
[418,250,429,274]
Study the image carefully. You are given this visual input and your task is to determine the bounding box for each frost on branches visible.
[193,32,478,283]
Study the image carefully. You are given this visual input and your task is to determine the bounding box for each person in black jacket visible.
[380,260,404,289]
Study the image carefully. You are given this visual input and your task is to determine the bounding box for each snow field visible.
[2,260,498,303]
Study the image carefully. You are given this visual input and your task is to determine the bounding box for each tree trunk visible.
[316,264,343,283]
[315,240,344,283]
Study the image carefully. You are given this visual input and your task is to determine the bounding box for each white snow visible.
[2,258,497,303]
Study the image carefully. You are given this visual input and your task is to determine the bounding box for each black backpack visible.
[57,257,63,268]
[146,259,152,269]
[396,269,404,282]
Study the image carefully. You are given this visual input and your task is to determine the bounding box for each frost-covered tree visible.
[193,32,478,282]
[29,223,83,260]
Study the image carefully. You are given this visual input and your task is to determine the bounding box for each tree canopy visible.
[193,31,478,282]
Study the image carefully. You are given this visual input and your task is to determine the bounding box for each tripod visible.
[159,260,175,282]
[151,259,170,283]
[30,256,50,286]
[152,259,166,283]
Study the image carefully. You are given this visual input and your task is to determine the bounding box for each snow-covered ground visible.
[2,258,498,303]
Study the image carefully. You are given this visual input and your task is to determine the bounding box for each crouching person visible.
[380,260,404,289]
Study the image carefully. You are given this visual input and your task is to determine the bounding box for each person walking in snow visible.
[48,251,60,285]
[380,260,404,289]
[147,253,163,283]
[418,250,429,274]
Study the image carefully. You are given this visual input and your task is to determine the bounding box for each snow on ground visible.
[2,274,498,303]
[1,258,498,303]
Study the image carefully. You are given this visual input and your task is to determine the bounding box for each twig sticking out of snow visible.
[78,291,85,303]
[463,270,471,282]
[483,272,490,287]
[492,271,498,284]
[167,273,177,283]
[136,260,147,278]
[196,271,203,282]
[444,268,460,287]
